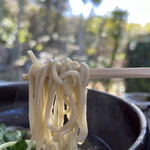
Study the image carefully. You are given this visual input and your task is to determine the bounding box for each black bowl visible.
[0,82,149,150]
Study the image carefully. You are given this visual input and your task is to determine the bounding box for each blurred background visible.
[0,0,150,96]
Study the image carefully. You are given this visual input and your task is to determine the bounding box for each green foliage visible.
[0,18,17,45]
[103,8,128,41]
[85,17,102,35]
[1,0,150,91]
[88,59,97,68]
[0,123,26,149]
[144,23,150,33]
[125,41,150,92]
[86,47,97,56]
[112,9,128,21]
[36,44,43,51]
[0,123,6,145]
[19,29,26,44]
[0,17,30,46]
[82,0,103,5]
[11,139,28,150]
[3,130,23,142]
[125,23,143,38]
[92,0,102,4]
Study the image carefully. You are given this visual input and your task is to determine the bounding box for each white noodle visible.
[27,51,90,150]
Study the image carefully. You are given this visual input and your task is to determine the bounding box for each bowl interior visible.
[0,82,148,150]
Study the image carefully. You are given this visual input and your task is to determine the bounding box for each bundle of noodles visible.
[27,50,90,150]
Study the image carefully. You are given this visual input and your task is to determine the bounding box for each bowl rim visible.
[88,89,148,150]
[124,92,150,106]
[0,82,148,149]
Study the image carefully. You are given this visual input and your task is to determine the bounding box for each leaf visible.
[92,0,102,5]
[19,29,26,43]
[11,139,28,150]
[86,47,97,56]
[36,44,43,51]
[0,123,26,149]
[3,130,23,142]
[85,17,102,35]
[0,123,6,144]
[0,123,6,131]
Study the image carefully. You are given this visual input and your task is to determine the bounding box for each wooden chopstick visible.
[22,67,150,80]
[90,68,150,78]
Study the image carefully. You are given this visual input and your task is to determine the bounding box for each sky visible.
[68,0,150,26]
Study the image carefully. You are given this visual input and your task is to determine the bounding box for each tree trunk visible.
[16,0,23,60]
[44,0,50,34]
[77,16,84,53]
[109,25,122,67]
[109,40,119,67]
[0,0,3,23]
[52,0,63,34]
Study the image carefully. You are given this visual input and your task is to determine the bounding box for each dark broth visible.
[78,134,111,150]
[6,126,112,150]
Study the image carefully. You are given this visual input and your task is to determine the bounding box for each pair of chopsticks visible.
[22,67,150,80]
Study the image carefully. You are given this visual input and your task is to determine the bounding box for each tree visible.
[76,0,103,53]
[83,8,128,91]
[36,0,68,35]
[15,0,24,60]
[0,0,3,23]
[125,23,143,39]
[105,8,128,67]
[82,0,103,6]
[144,23,150,33]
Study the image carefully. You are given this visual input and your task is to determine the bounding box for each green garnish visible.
[0,123,35,150]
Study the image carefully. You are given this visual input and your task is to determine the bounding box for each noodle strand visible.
[27,51,90,150]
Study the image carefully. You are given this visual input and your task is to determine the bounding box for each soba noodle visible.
[27,50,90,150]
